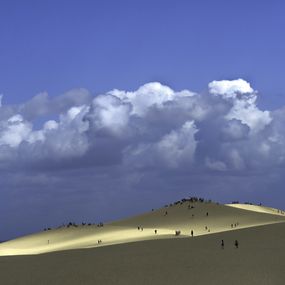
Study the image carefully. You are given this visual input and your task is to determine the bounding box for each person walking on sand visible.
[191,230,194,237]
[235,240,239,249]
[221,239,224,249]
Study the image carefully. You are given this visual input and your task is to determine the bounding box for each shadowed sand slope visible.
[1,222,285,285]
[0,201,285,256]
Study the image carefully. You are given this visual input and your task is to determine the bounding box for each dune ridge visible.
[0,201,284,256]
[225,203,285,215]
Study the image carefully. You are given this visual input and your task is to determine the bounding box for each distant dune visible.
[1,200,284,256]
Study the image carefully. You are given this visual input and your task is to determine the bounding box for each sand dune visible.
[225,203,285,215]
[1,201,284,256]
[1,222,285,285]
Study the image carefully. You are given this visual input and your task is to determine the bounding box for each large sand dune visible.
[1,222,285,284]
[1,201,284,256]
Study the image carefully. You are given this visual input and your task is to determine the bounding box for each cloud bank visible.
[0,79,280,172]
[1,79,285,239]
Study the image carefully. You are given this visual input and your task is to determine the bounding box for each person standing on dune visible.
[221,240,224,249]
[235,240,239,248]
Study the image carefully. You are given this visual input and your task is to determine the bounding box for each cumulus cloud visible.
[208,78,254,98]
[0,78,284,192]
[87,94,131,136]
[0,79,282,173]
[0,115,32,147]
[208,79,272,133]
[0,88,92,122]
[221,119,250,141]
[226,98,272,133]
[125,120,198,169]
[156,121,197,167]
[109,82,195,116]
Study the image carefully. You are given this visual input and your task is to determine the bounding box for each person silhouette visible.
[221,239,224,249]
[234,240,239,248]
[191,230,194,237]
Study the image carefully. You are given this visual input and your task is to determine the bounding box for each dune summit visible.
[1,199,284,256]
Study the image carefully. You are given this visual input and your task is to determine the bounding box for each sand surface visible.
[1,202,284,256]
[225,203,285,215]
[1,202,285,284]
[1,222,285,285]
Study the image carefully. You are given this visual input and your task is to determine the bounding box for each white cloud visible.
[16,88,92,120]
[110,82,194,116]
[208,79,272,133]
[41,105,90,158]
[27,130,45,144]
[226,100,272,133]
[0,105,90,161]
[88,95,131,136]
[221,119,250,141]
[123,120,198,169]
[209,78,254,98]
[226,94,272,132]
[0,115,32,147]
[0,79,283,177]
[44,120,58,131]
[156,121,198,168]
[110,82,174,116]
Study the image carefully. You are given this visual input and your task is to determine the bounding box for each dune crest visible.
[1,200,284,256]
[225,203,285,216]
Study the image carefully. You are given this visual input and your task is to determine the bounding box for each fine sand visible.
[1,201,284,256]
[0,201,285,284]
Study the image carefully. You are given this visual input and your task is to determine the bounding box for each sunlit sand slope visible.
[1,222,285,285]
[225,203,285,215]
[0,201,284,256]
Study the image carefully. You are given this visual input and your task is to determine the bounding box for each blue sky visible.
[0,0,284,108]
[1,0,285,240]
